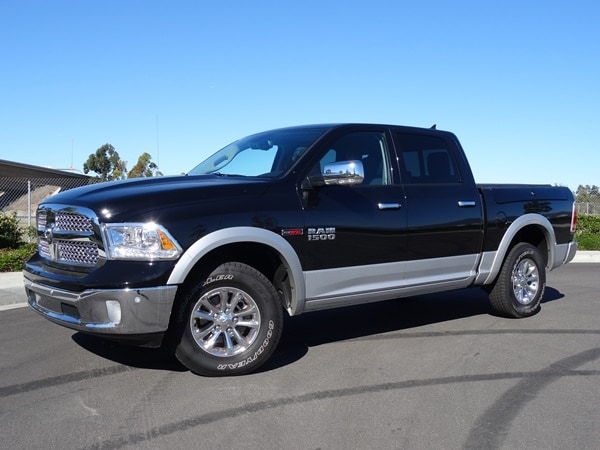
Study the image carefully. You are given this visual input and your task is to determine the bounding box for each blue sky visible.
[1,1,598,190]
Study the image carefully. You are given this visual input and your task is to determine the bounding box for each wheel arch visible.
[167,227,306,315]
[479,214,555,285]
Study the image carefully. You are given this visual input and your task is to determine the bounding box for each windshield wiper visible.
[213,172,247,177]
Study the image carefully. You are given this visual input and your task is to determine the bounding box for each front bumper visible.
[25,278,178,342]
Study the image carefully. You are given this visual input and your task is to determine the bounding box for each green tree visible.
[128,152,163,178]
[576,185,600,202]
[83,144,127,181]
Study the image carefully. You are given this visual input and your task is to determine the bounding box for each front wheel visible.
[171,262,283,376]
[488,243,546,318]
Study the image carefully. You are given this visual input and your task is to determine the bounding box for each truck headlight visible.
[103,222,182,260]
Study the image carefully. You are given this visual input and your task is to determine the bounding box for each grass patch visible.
[576,233,600,250]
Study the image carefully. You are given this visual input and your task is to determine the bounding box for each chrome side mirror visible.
[322,160,364,185]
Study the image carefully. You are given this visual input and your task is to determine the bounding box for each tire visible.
[171,262,283,376]
[488,242,546,318]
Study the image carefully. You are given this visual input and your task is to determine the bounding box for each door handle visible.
[378,202,401,210]
[457,201,476,207]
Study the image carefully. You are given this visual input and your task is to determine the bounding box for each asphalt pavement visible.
[2,263,599,449]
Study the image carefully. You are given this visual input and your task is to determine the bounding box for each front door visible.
[299,127,408,301]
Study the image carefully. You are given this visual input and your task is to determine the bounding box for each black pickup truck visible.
[24,123,578,376]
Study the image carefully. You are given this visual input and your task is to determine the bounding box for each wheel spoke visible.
[234,303,257,317]
[217,290,229,312]
[230,327,250,349]
[199,296,220,316]
[193,309,214,321]
[223,331,236,355]
[204,329,222,350]
[228,291,245,310]
[516,287,529,303]
[194,323,217,341]
[235,318,259,328]
[524,262,536,276]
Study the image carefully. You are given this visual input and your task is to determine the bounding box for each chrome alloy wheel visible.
[511,258,539,305]
[189,287,261,357]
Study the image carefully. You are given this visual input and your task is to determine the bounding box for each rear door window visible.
[396,134,460,184]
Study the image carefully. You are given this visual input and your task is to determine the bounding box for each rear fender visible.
[476,214,555,285]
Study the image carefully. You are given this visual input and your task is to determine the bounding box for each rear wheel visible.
[489,243,546,318]
[172,262,283,376]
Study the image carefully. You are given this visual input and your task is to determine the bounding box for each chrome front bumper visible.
[25,278,178,336]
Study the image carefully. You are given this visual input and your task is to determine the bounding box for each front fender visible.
[167,227,306,315]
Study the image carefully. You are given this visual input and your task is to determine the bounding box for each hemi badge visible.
[281,228,304,237]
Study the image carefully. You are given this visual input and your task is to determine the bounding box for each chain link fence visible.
[1,176,99,236]
[577,200,600,215]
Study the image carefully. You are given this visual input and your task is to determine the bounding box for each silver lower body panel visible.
[25,278,178,336]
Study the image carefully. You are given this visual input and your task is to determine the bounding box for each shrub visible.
[0,212,23,249]
[576,214,600,250]
[577,214,600,234]
[0,213,37,271]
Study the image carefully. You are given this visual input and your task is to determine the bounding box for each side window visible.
[315,131,392,185]
[396,134,460,184]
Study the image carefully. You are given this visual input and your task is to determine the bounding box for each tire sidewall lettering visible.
[216,320,275,371]
[202,274,234,287]
[514,249,534,267]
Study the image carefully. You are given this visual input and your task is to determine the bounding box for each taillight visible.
[570,202,578,233]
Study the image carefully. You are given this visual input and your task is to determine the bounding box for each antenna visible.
[430,124,437,129]
[156,114,160,167]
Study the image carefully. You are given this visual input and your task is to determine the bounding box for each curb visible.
[571,251,600,263]
[0,271,26,311]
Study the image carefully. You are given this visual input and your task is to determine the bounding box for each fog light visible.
[106,300,122,324]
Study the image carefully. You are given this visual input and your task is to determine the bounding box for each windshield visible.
[188,127,327,177]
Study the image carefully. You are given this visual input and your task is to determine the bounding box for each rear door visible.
[394,132,484,286]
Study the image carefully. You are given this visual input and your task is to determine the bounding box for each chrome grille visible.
[37,205,103,268]
[56,240,100,265]
[55,211,93,232]
[37,210,47,230]
[39,240,50,257]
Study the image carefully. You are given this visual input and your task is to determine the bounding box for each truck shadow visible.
[261,285,565,372]
[72,334,187,372]
[263,287,493,372]
[72,285,564,374]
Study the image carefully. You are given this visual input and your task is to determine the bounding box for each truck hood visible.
[42,175,272,221]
